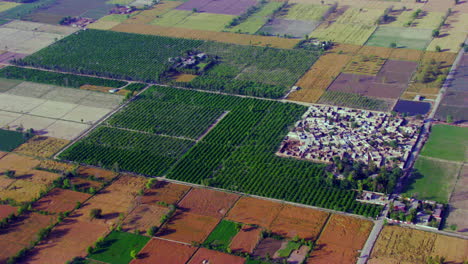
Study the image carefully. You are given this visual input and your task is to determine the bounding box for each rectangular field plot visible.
[175,0,256,15]
[203,220,240,250]
[393,100,431,116]
[283,3,331,21]
[230,225,262,254]
[335,7,384,25]
[122,204,170,233]
[226,197,283,228]
[32,188,91,213]
[258,18,320,38]
[153,11,235,32]
[24,0,114,22]
[318,90,394,111]
[141,181,191,205]
[310,23,376,45]
[226,2,283,34]
[446,164,468,232]
[177,188,238,218]
[365,26,433,50]
[88,231,150,264]
[130,238,197,264]
[421,125,467,162]
[188,248,246,264]
[0,129,27,151]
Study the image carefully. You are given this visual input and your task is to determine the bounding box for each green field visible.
[284,3,329,21]
[384,11,444,29]
[0,129,27,152]
[421,125,468,162]
[365,26,433,50]
[403,156,461,203]
[310,23,376,45]
[203,220,239,250]
[151,10,234,31]
[88,231,150,264]
[226,2,282,34]
[277,241,302,257]
[335,7,383,25]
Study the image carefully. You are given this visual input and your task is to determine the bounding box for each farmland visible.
[310,23,376,45]
[365,26,433,50]
[13,136,69,158]
[421,125,467,162]
[203,220,240,250]
[0,129,27,151]
[318,90,394,111]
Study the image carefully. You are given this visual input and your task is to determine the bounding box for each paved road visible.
[357,205,388,264]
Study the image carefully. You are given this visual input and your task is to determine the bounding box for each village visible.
[278,105,423,168]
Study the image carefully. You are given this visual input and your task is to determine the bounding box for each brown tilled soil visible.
[187,247,246,264]
[32,188,91,213]
[226,197,283,228]
[229,225,262,253]
[141,181,191,205]
[122,204,170,233]
[177,188,239,219]
[252,237,284,259]
[0,204,16,220]
[317,214,373,250]
[130,238,197,264]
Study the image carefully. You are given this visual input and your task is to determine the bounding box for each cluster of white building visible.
[278,106,423,168]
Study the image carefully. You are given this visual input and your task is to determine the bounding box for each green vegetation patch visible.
[227,2,283,34]
[124,83,146,92]
[0,129,28,151]
[365,26,432,50]
[204,220,240,250]
[284,3,330,21]
[310,23,376,45]
[176,12,235,32]
[318,91,393,111]
[150,9,192,26]
[421,125,468,162]
[88,231,150,264]
[403,156,461,203]
[0,66,127,88]
[277,241,301,257]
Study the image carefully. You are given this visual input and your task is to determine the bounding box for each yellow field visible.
[288,53,352,103]
[174,74,198,82]
[13,136,69,158]
[37,160,77,173]
[111,24,300,49]
[426,13,468,52]
[389,48,423,61]
[88,21,121,30]
[0,1,20,12]
[123,1,186,24]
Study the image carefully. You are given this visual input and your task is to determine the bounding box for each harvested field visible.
[288,53,352,103]
[77,166,117,182]
[0,212,56,260]
[421,51,457,65]
[335,7,384,25]
[283,3,330,21]
[327,43,361,55]
[0,204,16,220]
[13,136,69,158]
[177,188,239,218]
[310,23,376,45]
[111,24,300,49]
[141,181,191,205]
[230,225,262,254]
[393,100,431,116]
[390,48,423,61]
[307,243,357,264]
[0,179,47,203]
[88,231,150,264]
[226,197,283,228]
[37,160,76,173]
[175,0,256,15]
[174,73,197,82]
[369,225,468,264]
[343,54,387,75]
[130,238,197,264]
[446,165,468,233]
[258,18,320,38]
[124,1,184,24]
[152,11,235,32]
[188,247,246,264]
[365,26,432,50]
[0,78,22,92]
[22,215,108,264]
[0,153,41,172]
[157,210,219,243]
[318,90,394,111]
[122,204,170,233]
[384,10,444,29]
[426,12,468,52]
[317,214,373,250]
[269,205,329,240]
[357,45,393,57]
[252,237,283,259]
[32,188,91,213]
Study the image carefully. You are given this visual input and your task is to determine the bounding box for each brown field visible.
[0,213,56,255]
[230,225,262,254]
[174,73,198,82]
[269,205,329,240]
[142,181,191,205]
[122,204,170,233]
[37,160,76,173]
[32,188,91,213]
[188,247,246,264]
[343,54,387,75]
[124,1,184,24]
[421,51,457,65]
[130,238,197,264]
[0,242,24,264]
[13,136,69,158]
[0,204,16,220]
[77,166,118,182]
[111,24,300,49]
[70,177,103,191]
[307,243,358,264]
[0,179,48,202]
[390,48,423,61]
[252,237,284,259]
[22,215,109,264]
[357,46,393,58]
[226,197,283,228]
[0,153,41,173]
[0,151,7,159]
[177,188,239,219]
[288,53,352,103]
[369,225,468,264]
[80,84,129,96]
[157,210,219,243]
[0,175,15,189]
[317,214,373,250]
[327,43,361,55]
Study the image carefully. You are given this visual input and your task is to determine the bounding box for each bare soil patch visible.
[187,247,246,264]
[177,188,239,219]
[308,243,358,264]
[252,237,283,259]
[317,214,373,250]
[141,181,190,205]
[0,204,16,220]
[122,204,170,233]
[230,225,262,254]
[226,197,283,228]
[130,238,197,264]
[77,166,118,182]
[32,188,91,214]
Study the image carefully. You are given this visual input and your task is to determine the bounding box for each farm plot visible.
[389,48,423,61]
[365,26,433,50]
[22,215,109,264]
[130,238,197,264]
[420,125,467,162]
[287,53,352,103]
[123,1,185,24]
[307,243,357,264]
[32,188,91,213]
[226,2,283,34]
[393,100,431,116]
[269,205,329,240]
[141,181,191,205]
[152,10,235,32]
[0,77,22,92]
[157,210,219,243]
[446,164,468,232]
[283,3,331,21]
[88,231,150,264]
[177,188,239,218]
[318,90,394,111]
[24,0,114,22]
[77,167,118,182]
[226,197,283,228]
[0,212,56,263]
[0,51,27,65]
[343,54,387,75]
[203,220,240,250]
[0,129,27,151]
[368,226,468,264]
[310,23,376,45]
[0,2,20,13]
[258,19,320,38]
[13,136,69,158]
[252,237,284,259]
[175,0,256,15]
[111,23,300,49]
[188,248,246,264]
[0,203,16,220]
[426,12,468,52]
[230,225,262,253]
[383,10,444,29]
[122,204,170,233]
[335,7,384,25]
[403,156,461,203]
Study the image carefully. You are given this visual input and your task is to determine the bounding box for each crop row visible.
[0,66,127,88]
[318,91,392,112]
